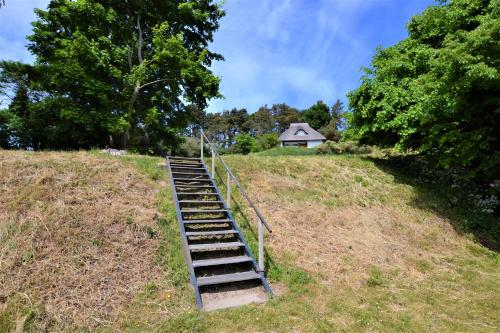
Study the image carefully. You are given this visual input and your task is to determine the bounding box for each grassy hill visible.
[0,149,498,332]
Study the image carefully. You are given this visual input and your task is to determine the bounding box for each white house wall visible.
[307,140,324,148]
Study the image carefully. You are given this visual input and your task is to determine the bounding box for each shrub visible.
[254,133,279,152]
[316,143,331,155]
[316,141,373,155]
[233,134,256,155]
[319,122,342,142]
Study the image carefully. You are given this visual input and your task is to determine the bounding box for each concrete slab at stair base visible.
[201,283,268,311]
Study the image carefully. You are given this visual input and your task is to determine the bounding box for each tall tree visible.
[347,0,499,180]
[271,103,301,133]
[330,99,345,129]
[319,99,344,141]
[226,108,250,139]
[0,61,48,149]
[1,0,224,153]
[245,106,274,135]
[204,112,226,143]
[302,100,331,130]
[204,108,249,148]
[185,104,206,137]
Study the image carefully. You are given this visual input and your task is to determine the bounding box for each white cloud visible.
[0,0,50,63]
[207,0,435,114]
[207,0,372,113]
[257,0,292,42]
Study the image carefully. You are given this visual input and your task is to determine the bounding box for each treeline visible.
[0,0,224,155]
[187,100,345,151]
[346,0,499,182]
[0,1,345,156]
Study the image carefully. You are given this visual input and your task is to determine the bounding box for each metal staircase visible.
[166,155,273,309]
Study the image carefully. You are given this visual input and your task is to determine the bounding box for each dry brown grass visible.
[0,150,162,330]
[226,155,479,286]
[199,154,499,332]
[1,150,497,332]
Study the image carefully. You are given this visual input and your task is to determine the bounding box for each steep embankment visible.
[227,154,482,285]
[0,151,163,330]
[218,153,499,332]
[0,150,498,332]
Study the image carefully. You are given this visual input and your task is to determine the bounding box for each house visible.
[278,123,326,148]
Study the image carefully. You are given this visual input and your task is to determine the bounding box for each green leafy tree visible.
[204,112,226,144]
[347,0,499,180]
[245,106,274,135]
[302,100,331,130]
[330,99,345,130]
[0,0,224,153]
[225,108,250,142]
[0,61,49,149]
[204,108,249,148]
[233,133,255,155]
[254,133,279,151]
[185,104,206,137]
[271,103,301,133]
[0,110,9,147]
[319,99,344,141]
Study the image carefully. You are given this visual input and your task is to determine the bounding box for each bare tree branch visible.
[138,79,172,91]
[127,47,132,69]
[137,15,143,64]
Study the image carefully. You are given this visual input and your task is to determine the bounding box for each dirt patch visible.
[0,151,162,329]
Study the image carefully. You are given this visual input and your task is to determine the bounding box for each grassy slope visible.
[0,151,167,331]
[1,149,498,332]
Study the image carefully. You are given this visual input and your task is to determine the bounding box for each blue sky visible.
[0,0,436,113]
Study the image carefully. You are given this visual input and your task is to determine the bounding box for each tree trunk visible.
[122,15,143,148]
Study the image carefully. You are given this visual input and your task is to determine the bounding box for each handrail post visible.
[200,130,204,161]
[211,148,215,176]
[227,171,231,208]
[258,218,264,272]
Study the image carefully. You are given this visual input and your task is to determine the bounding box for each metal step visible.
[182,209,227,214]
[170,162,203,166]
[172,172,209,176]
[179,200,223,204]
[170,163,203,167]
[189,242,244,251]
[169,166,205,170]
[183,219,232,224]
[192,255,252,268]
[175,185,215,188]
[169,157,202,161]
[197,271,261,286]
[177,192,219,196]
[174,178,212,182]
[186,230,238,236]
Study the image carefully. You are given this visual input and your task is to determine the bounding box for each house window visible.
[284,141,307,147]
[295,129,308,136]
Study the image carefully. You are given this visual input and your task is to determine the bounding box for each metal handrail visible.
[201,131,272,232]
[200,130,271,272]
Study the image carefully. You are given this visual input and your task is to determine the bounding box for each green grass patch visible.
[253,147,318,156]
[366,266,387,287]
